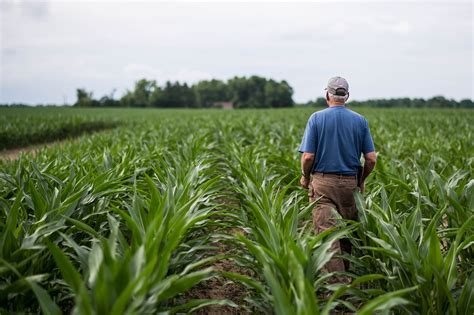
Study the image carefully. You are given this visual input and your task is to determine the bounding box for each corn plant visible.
[353,163,473,314]
[0,126,236,313]
[0,107,472,314]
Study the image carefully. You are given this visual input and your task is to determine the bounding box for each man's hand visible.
[358,151,376,194]
[359,180,365,193]
[300,152,315,189]
[300,176,310,189]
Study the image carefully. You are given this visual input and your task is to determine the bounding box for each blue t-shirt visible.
[298,106,375,176]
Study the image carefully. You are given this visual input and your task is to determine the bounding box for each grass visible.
[0,107,473,314]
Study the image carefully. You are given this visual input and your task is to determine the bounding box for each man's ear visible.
[346,92,350,102]
[326,92,329,102]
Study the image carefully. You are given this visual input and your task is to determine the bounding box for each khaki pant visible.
[309,173,358,278]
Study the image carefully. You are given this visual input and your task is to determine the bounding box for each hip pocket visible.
[308,183,316,201]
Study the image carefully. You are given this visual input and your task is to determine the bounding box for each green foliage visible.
[303,96,474,108]
[153,81,197,108]
[193,79,230,107]
[0,107,120,150]
[0,107,472,314]
[69,76,295,108]
[75,89,94,108]
[228,76,293,108]
[348,96,474,108]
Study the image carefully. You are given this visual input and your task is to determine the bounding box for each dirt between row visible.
[176,194,256,313]
[0,139,72,161]
[182,235,255,314]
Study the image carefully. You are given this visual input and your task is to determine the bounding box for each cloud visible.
[123,63,164,80]
[123,63,212,84]
[171,69,213,83]
[24,1,49,18]
[1,48,17,56]
[370,20,414,34]
[1,0,50,19]
[388,21,413,34]
[0,1,472,103]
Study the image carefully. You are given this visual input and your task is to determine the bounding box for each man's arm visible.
[298,114,317,189]
[359,151,377,192]
[300,152,315,189]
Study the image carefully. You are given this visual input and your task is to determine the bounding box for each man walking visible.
[298,76,377,282]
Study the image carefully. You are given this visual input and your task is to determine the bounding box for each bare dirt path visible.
[185,234,254,314]
[0,139,73,161]
[178,197,255,313]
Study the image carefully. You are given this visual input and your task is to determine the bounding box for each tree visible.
[118,79,158,107]
[74,89,94,107]
[98,89,119,107]
[120,90,135,107]
[194,80,230,107]
[459,99,474,108]
[133,79,157,107]
[266,80,293,107]
[228,76,251,108]
[75,76,296,108]
[180,83,197,108]
[228,76,293,108]
[150,85,164,107]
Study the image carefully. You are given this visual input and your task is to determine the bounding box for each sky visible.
[1,0,473,104]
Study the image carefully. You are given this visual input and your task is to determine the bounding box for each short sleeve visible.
[362,120,375,154]
[298,115,317,153]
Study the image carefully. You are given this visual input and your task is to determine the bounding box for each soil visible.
[182,235,254,314]
[0,139,71,161]
[177,197,256,314]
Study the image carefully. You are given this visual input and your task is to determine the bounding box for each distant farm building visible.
[213,101,234,109]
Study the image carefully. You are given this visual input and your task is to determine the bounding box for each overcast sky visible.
[1,0,473,104]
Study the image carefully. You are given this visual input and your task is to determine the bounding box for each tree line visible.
[74,76,294,108]
[304,96,473,108]
[2,78,472,108]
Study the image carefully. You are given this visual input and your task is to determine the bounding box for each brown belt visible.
[313,172,356,179]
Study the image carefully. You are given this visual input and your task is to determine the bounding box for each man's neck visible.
[328,102,345,107]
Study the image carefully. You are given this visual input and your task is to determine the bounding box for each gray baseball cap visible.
[325,76,349,96]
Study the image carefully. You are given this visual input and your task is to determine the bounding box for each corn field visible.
[0,108,120,150]
[0,108,473,314]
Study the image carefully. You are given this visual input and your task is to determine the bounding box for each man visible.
[298,76,377,281]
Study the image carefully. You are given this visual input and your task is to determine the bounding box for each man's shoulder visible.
[309,107,367,124]
[308,110,320,121]
[345,108,368,123]
[307,108,328,124]
[345,107,363,117]
[310,108,331,118]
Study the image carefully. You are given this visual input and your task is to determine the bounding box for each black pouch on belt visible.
[357,165,363,187]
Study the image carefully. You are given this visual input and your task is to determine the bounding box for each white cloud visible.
[123,64,164,80]
[1,1,472,103]
[389,21,413,34]
[123,64,212,84]
[171,69,213,83]
[367,20,414,34]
